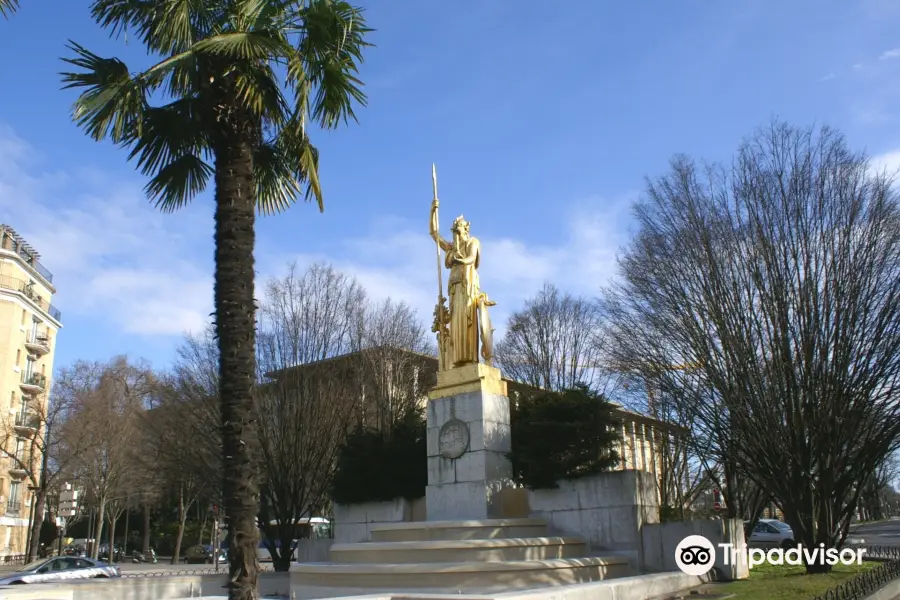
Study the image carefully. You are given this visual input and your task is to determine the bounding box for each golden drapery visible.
[447,254,479,366]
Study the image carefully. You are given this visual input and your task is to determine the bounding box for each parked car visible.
[183,544,226,564]
[0,556,120,585]
[746,518,795,549]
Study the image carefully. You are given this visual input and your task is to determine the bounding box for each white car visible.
[0,556,120,585]
[747,518,795,549]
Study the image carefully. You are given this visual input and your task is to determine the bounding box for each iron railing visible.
[0,275,62,322]
[21,372,47,389]
[14,412,39,429]
[0,235,53,283]
[26,331,51,348]
[812,546,900,600]
[0,554,26,566]
[120,564,276,578]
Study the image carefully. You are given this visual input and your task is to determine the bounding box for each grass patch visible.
[714,561,878,599]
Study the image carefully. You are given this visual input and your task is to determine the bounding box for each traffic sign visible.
[713,501,722,511]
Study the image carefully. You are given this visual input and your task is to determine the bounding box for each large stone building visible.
[0,225,62,558]
[271,347,677,483]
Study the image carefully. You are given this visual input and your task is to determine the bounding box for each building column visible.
[638,423,648,472]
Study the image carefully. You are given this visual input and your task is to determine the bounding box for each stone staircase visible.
[290,517,632,598]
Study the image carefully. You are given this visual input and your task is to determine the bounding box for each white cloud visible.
[262,198,633,339]
[870,149,900,177]
[0,126,213,336]
[1,125,632,344]
[879,48,900,60]
[818,73,836,82]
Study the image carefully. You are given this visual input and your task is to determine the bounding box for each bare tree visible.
[145,378,218,564]
[254,263,433,571]
[859,454,900,521]
[495,284,621,395]
[0,383,85,561]
[255,262,366,572]
[605,121,900,572]
[352,299,436,432]
[60,357,154,559]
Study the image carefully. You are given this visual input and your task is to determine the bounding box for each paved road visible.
[850,517,900,547]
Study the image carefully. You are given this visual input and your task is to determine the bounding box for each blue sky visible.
[2,0,900,374]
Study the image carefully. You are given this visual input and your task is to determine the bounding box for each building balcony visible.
[0,275,62,322]
[24,332,51,356]
[20,372,47,393]
[5,501,22,516]
[8,458,27,476]
[13,412,39,434]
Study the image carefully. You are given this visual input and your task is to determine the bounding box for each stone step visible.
[368,518,548,542]
[290,555,632,592]
[330,536,587,563]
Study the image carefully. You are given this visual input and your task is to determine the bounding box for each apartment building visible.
[0,225,62,558]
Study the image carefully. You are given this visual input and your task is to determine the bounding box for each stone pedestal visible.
[425,363,513,520]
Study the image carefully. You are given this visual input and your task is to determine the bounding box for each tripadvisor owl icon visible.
[675,535,716,576]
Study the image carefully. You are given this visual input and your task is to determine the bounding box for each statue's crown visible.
[451,215,470,233]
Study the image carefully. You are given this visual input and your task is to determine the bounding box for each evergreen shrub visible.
[509,384,622,490]
[331,408,427,504]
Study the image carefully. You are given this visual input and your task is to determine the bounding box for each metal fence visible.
[120,564,276,578]
[0,554,26,567]
[812,546,900,600]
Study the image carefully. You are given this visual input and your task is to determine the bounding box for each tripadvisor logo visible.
[675,535,866,576]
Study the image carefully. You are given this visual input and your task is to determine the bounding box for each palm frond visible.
[61,42,147,143]
[127,98,209,177]
[68,0,373,217]
[233,63,289,125]
[89,0,156,39]
[253,141,303,215]
[297,0,371,128]
[193,31,291,61]
[255,127,323,214]
[145,153,213,212]
[0,0,20,18]
[91,0,215,54]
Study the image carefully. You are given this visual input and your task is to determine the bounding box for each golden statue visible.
[429,165,496,372]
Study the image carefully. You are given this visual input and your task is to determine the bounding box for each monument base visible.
[426,363,513,521]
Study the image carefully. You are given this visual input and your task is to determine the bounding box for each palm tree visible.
[61,2,371,598]
[0,0,20,18]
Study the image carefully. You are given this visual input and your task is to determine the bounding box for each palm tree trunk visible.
[214,131,261,600]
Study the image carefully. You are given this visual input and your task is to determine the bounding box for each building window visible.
[21,309,26,325]
[8,481,20,511]
[9,392,14,409]
[24,358,34,379]
[14,438,25,462]
[15,349,20,367]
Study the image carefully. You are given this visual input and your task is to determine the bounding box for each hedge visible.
[509,384,622,490]
[331,408,427,504]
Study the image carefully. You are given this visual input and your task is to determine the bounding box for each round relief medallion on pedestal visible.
[438,418,470,459]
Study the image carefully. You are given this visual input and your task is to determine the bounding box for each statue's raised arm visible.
[430,199,452,251]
